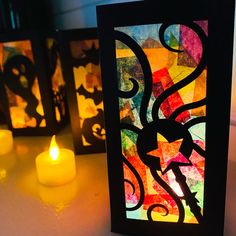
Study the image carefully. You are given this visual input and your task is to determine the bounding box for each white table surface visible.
[0,125,235,236]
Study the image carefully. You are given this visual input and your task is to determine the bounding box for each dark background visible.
[0,0,53,32]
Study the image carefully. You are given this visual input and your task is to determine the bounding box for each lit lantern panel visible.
[0,40,46,128]
[70,39,105,148]
[115,22,207,224]
[46,38,67,123]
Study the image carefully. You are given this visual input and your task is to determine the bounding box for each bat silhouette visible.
[72,43,99,67]
[77,84,103,105]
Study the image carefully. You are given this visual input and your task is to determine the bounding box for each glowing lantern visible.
[0,31,68,135]
[97,1,234,235]
[58,28,106,154]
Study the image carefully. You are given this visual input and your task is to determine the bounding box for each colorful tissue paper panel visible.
[116,21,207,223]
[70,39,105,147]
[0,40,45,128]
[152,68,190,123]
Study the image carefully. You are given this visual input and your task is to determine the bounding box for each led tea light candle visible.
[0,130,13,155]
[35,135,76,186]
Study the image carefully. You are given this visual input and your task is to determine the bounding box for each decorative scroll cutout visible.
[116,21,207,223]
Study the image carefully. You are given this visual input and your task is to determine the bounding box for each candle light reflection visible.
[16,163,79,214]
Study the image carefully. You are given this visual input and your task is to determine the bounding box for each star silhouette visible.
[147,133,190,174]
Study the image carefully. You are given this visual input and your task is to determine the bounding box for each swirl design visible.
[152,22,207,122]
[147,204,169,221]
[115,30,153,127]
[116,21,207,223]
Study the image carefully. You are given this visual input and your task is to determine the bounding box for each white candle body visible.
[35,148,76,186]
[0,130,13,155]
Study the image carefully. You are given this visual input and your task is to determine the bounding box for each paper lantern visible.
[59,28,106,154]
[97,0,234,235]
[0,31,68,135]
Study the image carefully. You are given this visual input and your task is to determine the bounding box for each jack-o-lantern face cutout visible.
[81,109,106,146]
[92,123,106,140]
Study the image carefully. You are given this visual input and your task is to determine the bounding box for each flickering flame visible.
[49,135,59,161]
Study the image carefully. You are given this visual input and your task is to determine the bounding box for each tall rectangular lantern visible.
[0,31,68,135]
[97,0,235,235]
[59,28,106,154]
